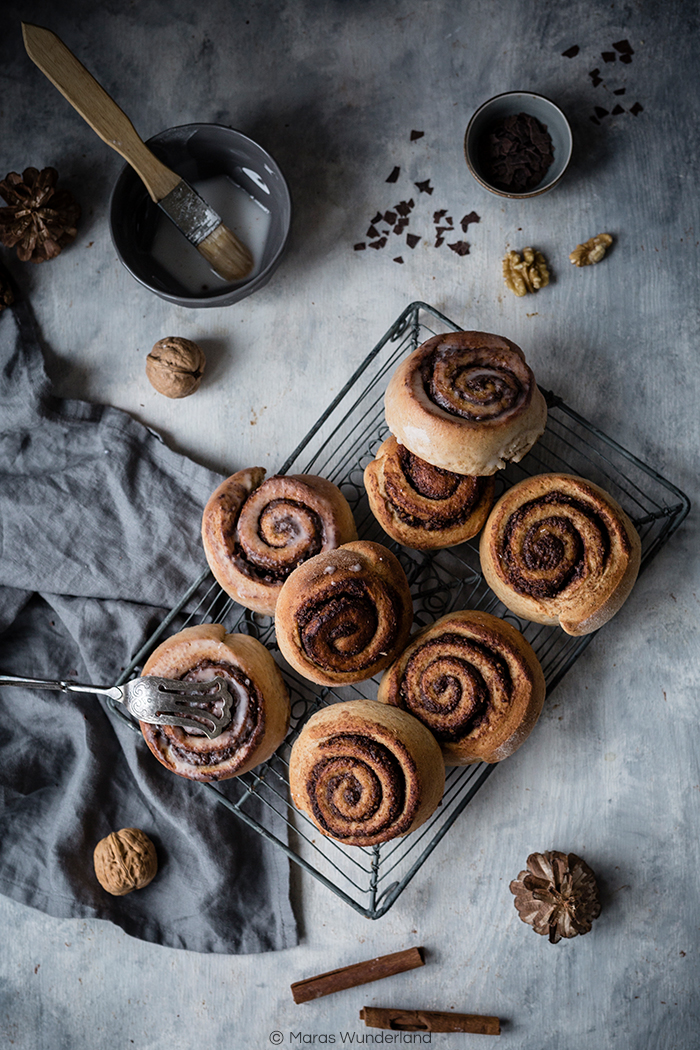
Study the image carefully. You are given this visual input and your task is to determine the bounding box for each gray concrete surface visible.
[1,1,698,1047]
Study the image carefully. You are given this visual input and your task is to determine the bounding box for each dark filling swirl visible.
[308,733,408,839]
[297,577,401,674]
[384,445,486,529]
[399,634,512,741]
[422,343,528,421]
[500,492,610,598]
[232,496,324,583]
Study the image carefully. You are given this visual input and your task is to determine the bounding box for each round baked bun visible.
[384,330,547,476]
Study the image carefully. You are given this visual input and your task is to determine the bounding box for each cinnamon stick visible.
[291,947,425,1004]
[359,1006,501,1036]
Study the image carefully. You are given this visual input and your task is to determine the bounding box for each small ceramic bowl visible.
[109,123,291,308]
[464,92,573,199]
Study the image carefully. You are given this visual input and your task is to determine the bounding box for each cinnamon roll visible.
[378,610,545,764]
[139,624,290,781]
[384,331,547,476]
[289,699,445,846]
[364,436,495,549]
[479,473,642,635]
[274,541,414,686]
[201,469,358,616]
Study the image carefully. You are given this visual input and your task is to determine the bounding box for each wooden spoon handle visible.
[22,22,179,202]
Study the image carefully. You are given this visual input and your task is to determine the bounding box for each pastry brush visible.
[22,22,253,282]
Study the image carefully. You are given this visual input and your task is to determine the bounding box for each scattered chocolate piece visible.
[366,224,380,238]
[479,111,554,193]
[590,116,601,125]
[602,51,616,62]
[588,67,603,86]
[383,210,397,225]
[415,179,433,194]
[612,39,634,54]
[434,236,444,247]
[395,200,412,217]
[406,233,421,249]
[393,256,404,264]
[354,243,366,251]
[370,212,383,224]
[629,102,644,116]
[619,53,633,64]
[445,216,453,226]
[562,44,580,58]
[612,104,625,115]
[448,240,470,256]
[407,197,415,208]
[595,106,609,118]
[369,237,387,249]
[591,75,603,87]
[434,225,451,236]
[386,167,400,183]
[410,130,424,141]
[433,209,447,223]
[393,221,407,234]
[589,67,600,76]
[461,211,480,232]
[613,88,626,95]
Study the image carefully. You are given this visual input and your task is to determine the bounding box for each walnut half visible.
[569,233,613,267]
[502,247,550,296]
[146,336,206,398]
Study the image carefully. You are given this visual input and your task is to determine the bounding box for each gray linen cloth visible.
[0,279,298,954]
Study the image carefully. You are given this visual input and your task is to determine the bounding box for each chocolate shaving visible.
[370,212,383,224]
[612,104,625,115]
[613,88,626,95]
[602,51,616,62]
[448,240,470,256]
[369,237,387,249]
[562,44,580,58]
[590,117,601,125]
[367,224,380,238]
[461,211,480,232]
[383,210,397,224]
[395,200,413,217]
[629,102,643,116]
[353,243,366,251]
[386,166,400,183]
[479,111,554,193]
[393,256,404,264]
[612,38,634,54]
[619,53,632,64]
[434,236,444,247]
[393,221,407,234]
[433,209,447,223]
[410,130,424,141]
[406,233,420,249]
[415,179,433,194]
[594,106,609,118]
[434,225,450,235]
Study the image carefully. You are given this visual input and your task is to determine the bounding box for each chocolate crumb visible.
[406,233,421,249]
[386,166,401,183]
[445,216,453,226]
[433,209,447,223]
[410,130,424,141]
[479,111,554,193]
[591,75,603,87]
[393,221,408,234]
[612,39,634,54]
[383,210,397,225]
[434,236,444,247]
[370,212,383,225]
[589,67,600,76]
[434,225,451,235]
[461,211,480,232]
[613,88,626,95]
[612,104,625,115]
[395,201,412,217]
[407,198,415,208]
[562,44,580,58]
[595,106,609,118]
[415,179,434,194]
[393,256,404,263]
[354,243,366,251]
[619,53,633,64]
[369,237,387,249]
[367,224,380,238]
[602,51,616,62]
[629,102,643,116]
[448,240,470,256]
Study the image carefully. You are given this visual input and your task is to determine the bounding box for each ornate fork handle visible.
[0,673,121,700]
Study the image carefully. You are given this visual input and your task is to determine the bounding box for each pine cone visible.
[510,850,601,944]
[0,167,81,263]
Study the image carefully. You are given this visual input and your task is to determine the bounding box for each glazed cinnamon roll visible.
[384,331,547,476]
[378,610,545,764]
[364,436,495,549]
[479,473,641,635]
[201,469,358,616]
[139,624,290,781]
[274,541,414,686]
[289,699,445,846]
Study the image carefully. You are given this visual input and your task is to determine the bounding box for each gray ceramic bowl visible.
[464,92,573,199]
[109,123,291,308]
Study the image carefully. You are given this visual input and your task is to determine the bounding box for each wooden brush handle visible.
[22,23,179,202]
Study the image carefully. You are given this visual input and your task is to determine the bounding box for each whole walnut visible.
[146,336,206,398]
[93,827,158,896]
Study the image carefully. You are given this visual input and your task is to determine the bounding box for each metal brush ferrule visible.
[158,181,221,246]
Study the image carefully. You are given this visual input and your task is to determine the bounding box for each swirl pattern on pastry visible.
[384,331,547,475]
[378,610,545,764]
[274,541,414,686]
[202,469,357,616]
[288,699,445,846]
[479,473,641,636]
[139,624,290,781]
[364,436,495,549]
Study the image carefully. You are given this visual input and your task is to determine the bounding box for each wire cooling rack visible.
[112,301,690,919]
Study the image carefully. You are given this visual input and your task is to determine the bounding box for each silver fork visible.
[0,673,233,739]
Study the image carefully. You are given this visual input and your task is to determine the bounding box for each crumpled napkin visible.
[0,277,297,954]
